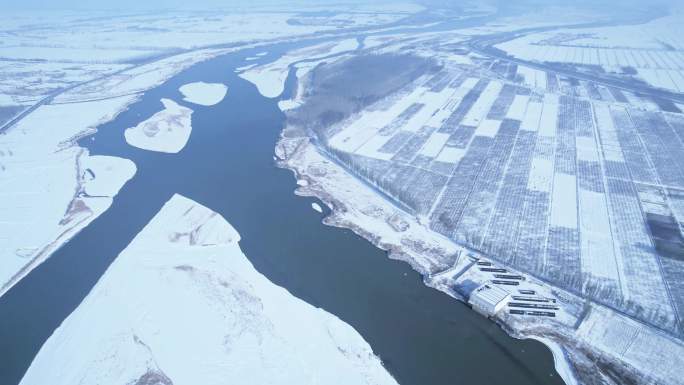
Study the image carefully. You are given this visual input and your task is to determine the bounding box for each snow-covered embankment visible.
[0,96,138,297]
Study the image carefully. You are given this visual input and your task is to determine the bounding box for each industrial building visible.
[468,283,511,317]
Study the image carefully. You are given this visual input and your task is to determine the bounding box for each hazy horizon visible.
[0,0,676,12]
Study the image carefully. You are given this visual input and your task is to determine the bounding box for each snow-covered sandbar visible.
[124,98,193,153]
[312,202,323,213]
[179,82,228,106]
[20,194,397,385]
[80,155,136,197]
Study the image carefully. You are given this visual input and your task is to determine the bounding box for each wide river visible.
[0,34,566,385]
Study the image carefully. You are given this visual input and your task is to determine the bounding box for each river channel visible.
[0,25,566,385]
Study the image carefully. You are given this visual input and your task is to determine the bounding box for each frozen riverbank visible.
[276,132,684,385]
[0,96,137,297]
[238,38,359,98]
[19,194,398,385]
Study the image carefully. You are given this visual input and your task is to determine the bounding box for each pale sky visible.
[0,0,375,10]
[0,0,674,12]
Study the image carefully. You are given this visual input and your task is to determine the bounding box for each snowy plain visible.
[275,13,684,382]
[0,95,138,296]
[494,7,684,92]
[20,195,398,385]
[124,98,193,154]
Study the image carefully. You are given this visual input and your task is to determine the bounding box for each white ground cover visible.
[124,99,193,154]
[80,155,136,198]
[179,82,228,106]
[280,136,591,385]
[0,5,425,105]
[276,11,684,384]
[328,74,468,160]
[0,61,128,105]
[0,96,137,296]
[462,81,503,126]
[0,9,408,64]
[419,132,451,157]
[328,85,427,155]
[239,39,359,98]
[474,119,501,137]
[435,147,465,164]
[54,48,234,104]
[575,306,684,385]
[20,194,397,385]
[278,138,463,275]
[527,158,554,192]
[506,95,529,121]
[520,101,543,131]
[493,8,684,92]
[538,95,559,137]
[428,250,684,385]
[459,6,601,36]
[578,189,622,284]
[549,173,578,229]
[517,66,547,90]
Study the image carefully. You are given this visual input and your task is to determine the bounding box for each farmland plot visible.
[294,45,684,335]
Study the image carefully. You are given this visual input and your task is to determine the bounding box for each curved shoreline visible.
[528,337,578,385]
[275,119,684,385]
[4,6,677,384]
[276,136,576,383]
[0,40,566,385]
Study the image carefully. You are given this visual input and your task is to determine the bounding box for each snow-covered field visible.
[53,48,235,104]
[125,98,193,153]
[302,44,684,334]
[276,136,463,277]
[0,4,420,125]
[279,131,593,385]
[20,194,397,385]
[457,6,605,36]
[0,96,137,297]
[80,155,136,198]
[327,71,474,160]
[279,15,684,382]
[494,7,684,92]
[239,39,359,98]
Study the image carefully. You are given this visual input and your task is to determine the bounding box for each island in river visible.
[20,194,398,385]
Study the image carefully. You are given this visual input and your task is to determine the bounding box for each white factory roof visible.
[471,284,509,304]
